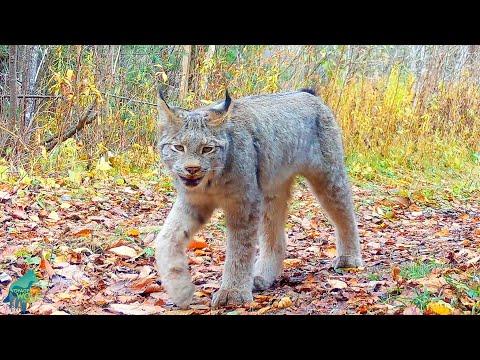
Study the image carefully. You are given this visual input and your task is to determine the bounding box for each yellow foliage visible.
[426,301,454,315]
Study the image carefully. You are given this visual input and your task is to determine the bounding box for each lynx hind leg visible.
[306,167,362,269]
[253,180,292,291]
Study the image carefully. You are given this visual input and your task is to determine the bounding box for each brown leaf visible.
[435,228,450,237]
[322,246,337,258]
[277,296,293,309]
[0,191,12,202]
[67,251,83,264]
[417,274,447,292]
[12,209,28,220]
[459,213,470,221]
[164,309,195,315]
[130,276,155,292]
[108,246,138,258]
[392,196,411,208]
[257,306,271,315]
[108,303,165,315]
[403,306,422,315]
[327,279,347,289]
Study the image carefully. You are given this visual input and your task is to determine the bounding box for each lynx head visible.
[157,89,233,190]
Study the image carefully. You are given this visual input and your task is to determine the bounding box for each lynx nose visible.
[185,166,201,175]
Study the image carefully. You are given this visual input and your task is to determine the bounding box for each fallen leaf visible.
[277,296,293,309]
[0,191,11,201]
[48,211,60,222]
[367,241,381,249]
[403,306,422,315]
[459,213,469,221]
[73,228,93,238]
[391,266,402,282]
[357,305,369,314]
[187,240,208,250]
[322,246,337,258]
[39,254,55,279]
[392,196,411,208]
[108,303,164,315]
[0,272,12,284]
[283,258,303,269]
[30,303,57,315]
[144,283,163,294]
[51,311,70,315]
[109,246,138,258]
[67,251,82,264]
[435,228,450,237]
[130,276,155,292]
[164,309,194,315]
[467,255,480,265]
[12,209,28,220]
[126,228,140,237]
[417,275,447,292]
[327,279,347,289]
[257,306,271,315]
[425,301,453,315]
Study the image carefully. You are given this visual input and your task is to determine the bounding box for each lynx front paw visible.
[253,257,282,291]
[333,255,363,269]
[253,275,274,291]
[211,288,253,308]
[163,276,195,309]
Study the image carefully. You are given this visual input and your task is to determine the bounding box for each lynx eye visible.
[201,146,215,154]
[171,144,185,152]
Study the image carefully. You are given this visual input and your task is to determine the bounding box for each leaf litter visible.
[0,176,479,315]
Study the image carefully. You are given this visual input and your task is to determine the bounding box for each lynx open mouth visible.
[179,176,204,187]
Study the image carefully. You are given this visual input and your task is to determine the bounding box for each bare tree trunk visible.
[179,45,192,101]
[24,45,41,130]
[8,45,18,130]
[200,45,216,97]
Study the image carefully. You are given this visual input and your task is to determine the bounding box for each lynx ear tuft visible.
[157,87,183,126]
[208,89,233,126]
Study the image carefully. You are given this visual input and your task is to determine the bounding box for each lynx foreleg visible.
[155,199,213,308]
[212,200,260,308]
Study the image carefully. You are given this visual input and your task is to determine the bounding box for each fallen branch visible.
[44,103,97,151]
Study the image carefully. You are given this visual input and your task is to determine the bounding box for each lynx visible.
[155,88,362,309]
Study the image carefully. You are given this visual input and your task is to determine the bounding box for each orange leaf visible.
[39,255,55,279]
[144,283,163,294]
[357,305,369,314]
[283,258,303,269]
[187,240,208,250]
[131,277,155,292]
[322,246,337,258]
[126,228,140,237]
[435,228,450,237]
[391,266,401,282]
[73,228,93,238]
[459,213,469,221]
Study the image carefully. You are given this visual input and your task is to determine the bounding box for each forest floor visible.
[1,173,479,315]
